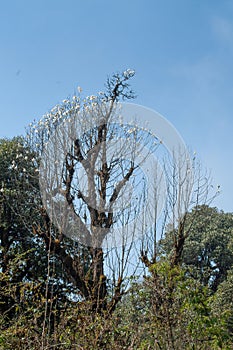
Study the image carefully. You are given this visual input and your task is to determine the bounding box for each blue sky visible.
[0,0,232,212]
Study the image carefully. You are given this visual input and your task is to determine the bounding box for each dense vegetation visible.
[0,72,232,349]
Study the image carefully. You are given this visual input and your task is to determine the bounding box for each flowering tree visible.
[23,70,159,314]
[0,137,50,323]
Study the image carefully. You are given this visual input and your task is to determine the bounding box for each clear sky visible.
[0,0,232,212]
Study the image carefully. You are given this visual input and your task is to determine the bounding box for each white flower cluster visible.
[127,127,137,134]
[28,94,86,142]
[8,145,38,175]
[123,69,135,78]
[24,90,105,166]
[11,161,18,170]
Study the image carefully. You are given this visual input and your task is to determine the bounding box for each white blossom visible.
[123,69,135,78]
[127,127,136,134]
[51,106,58,113]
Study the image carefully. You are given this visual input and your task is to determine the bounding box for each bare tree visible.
[138,150,217,349]
[140,148,216,268]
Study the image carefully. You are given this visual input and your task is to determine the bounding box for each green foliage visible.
[160,205,233,292]
[211,269,233,343]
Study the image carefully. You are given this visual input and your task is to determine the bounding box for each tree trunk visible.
[91,247,107,312]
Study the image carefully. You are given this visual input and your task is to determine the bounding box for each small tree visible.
[159,205,233,291]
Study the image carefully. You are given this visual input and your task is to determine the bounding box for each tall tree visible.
[23,69,158,315]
